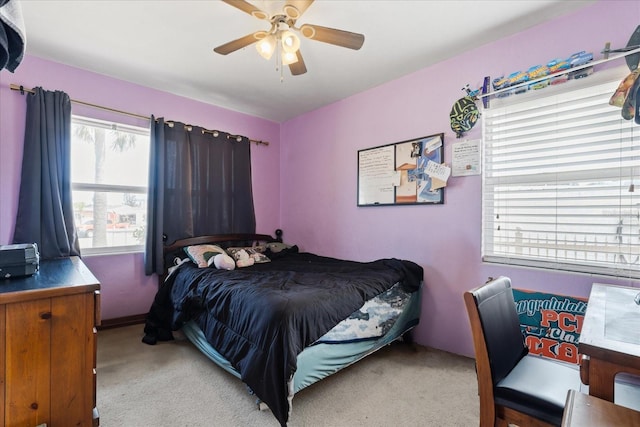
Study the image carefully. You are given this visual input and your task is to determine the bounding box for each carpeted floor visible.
[96,325,479,426]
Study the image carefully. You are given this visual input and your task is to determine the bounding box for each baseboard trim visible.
[98,313,146,330]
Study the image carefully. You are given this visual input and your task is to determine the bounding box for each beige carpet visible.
[96,325,479,426]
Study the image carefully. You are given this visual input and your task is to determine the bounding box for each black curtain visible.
[144,117,256,275]
[13,87,81,259]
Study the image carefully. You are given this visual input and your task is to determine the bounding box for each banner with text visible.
[513,289,588,365]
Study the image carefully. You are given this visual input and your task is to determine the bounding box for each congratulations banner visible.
[513,289,588,365]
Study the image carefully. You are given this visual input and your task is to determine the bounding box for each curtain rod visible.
[9,83,269,146]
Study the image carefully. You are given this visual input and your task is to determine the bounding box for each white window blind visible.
[482,66,640,278]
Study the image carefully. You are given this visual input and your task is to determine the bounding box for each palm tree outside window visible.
[70,116,150,254]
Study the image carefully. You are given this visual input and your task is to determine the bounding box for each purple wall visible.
[1,0,639,357]
[279,0,640,357]
[0,56,280,320]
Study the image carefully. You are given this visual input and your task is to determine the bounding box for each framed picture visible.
[357,133,444,206]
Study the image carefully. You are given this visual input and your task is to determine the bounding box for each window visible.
[71,116,150,254]
[482,66,640,278]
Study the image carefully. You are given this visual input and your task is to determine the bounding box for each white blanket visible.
[0,0,26,72]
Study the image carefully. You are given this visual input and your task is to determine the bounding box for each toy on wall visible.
[606,25,640,123]
[449,84,482,138]
[610,69,639,118]
[490,50,594,98]
[601,24,640,71]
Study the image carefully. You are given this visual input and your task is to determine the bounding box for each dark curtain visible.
[144,117,256,275]
[13,87,81,259]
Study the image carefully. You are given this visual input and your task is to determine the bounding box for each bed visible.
[142,231,423,426]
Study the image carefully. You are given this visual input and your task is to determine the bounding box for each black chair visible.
[464,276,582,426]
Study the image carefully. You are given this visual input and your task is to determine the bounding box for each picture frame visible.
[357,133,444,206]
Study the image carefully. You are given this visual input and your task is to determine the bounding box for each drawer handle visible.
[30,402,38,410]
[40,312,52,320]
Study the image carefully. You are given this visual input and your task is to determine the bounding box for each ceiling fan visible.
[213,0,365,76]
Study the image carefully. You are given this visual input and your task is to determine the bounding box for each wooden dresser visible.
[0,256,101,427]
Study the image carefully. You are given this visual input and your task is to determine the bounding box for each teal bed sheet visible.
[180,285,422,396]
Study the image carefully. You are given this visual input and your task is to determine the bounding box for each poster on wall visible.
[451,139,481,177]
[513,288,588,365]
[357,133,445,206]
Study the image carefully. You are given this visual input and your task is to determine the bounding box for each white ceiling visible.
[18,0,594,123]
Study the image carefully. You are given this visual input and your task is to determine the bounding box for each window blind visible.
[482,66,640,278]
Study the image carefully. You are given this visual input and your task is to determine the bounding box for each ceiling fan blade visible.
[289,50,307,76]
[214,31,266,55]
[221,0,269,20]
[284,0,314,20]
[299,24,364,50]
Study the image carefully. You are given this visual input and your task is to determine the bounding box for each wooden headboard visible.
[160,229,282,284]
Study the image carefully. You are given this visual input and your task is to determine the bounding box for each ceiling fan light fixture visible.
[256,34,276,60]
[215,0,365,77]
[282,51,299,65]
[281,30,300,54]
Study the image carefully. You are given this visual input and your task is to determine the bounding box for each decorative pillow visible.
[183,244,226,268]
[226,246,271,264]
[209,253,235,270]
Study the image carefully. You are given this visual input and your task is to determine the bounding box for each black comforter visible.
[143,247,423,426]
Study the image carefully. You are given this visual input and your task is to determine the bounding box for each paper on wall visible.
[452,139,481,176]
[430,177,447,190]
[424,136,443,153]
[425,160,451,183]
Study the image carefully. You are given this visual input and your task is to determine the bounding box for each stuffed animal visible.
[266,242,291,253]
[234,249,255,268]
[209,253,235,270]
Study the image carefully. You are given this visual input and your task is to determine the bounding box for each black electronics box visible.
[0,243,40,279]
